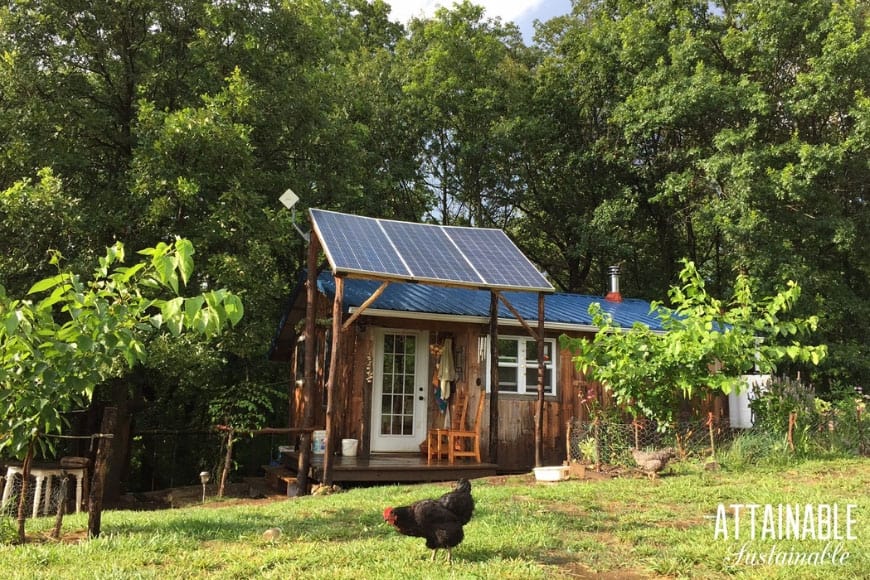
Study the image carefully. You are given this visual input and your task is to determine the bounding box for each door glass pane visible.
[379,333,417,436]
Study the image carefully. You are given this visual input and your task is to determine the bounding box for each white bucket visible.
[341,438,358,457]
[533,465,569,482]
[312,430,327,454]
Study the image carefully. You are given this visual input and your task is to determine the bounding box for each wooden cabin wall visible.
[337,326,372,454]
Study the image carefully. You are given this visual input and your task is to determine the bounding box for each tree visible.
[562,260,827,426]
[0,238,242,542]
[503,2,639,293]
[1,1,428,492]
[395,1,528,225]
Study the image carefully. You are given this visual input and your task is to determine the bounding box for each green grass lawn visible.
[1,458,867,579]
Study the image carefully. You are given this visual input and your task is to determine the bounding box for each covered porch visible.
[280,451,498,484]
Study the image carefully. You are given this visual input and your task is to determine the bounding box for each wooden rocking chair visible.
[426,390,468,464]
[448,391,485,464]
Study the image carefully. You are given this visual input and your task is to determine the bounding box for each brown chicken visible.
[631,448,676,480]
[383,479,474,563]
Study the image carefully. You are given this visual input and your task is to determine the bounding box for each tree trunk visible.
[298,232,321,495]
[88,407,118,538]
[218,430,234,498]
[103,379,133,504]
[51,475,70,539]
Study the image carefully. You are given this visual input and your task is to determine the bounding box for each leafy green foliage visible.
[563,260,827,425]
[0,170,85,295]
[0,239,243,458]
[749,377,869,456]
[207,379,285,434]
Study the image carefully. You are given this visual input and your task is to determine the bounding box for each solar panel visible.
[311,210,410,278]
[310,209,553,292]
[380,220,484,285]
[447,227,552,289]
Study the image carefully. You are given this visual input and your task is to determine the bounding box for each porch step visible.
[261,465,297,495]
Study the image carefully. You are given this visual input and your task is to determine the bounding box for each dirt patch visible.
[111,477,289,511]
[541,550,647,579]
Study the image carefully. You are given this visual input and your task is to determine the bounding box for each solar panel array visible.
[310,209,553,292]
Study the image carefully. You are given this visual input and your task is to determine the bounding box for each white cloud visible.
[386,0,547,27]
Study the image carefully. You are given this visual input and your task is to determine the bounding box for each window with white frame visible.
[485,336,557,395]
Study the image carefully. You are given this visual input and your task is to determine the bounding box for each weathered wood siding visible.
[288,304,601,470]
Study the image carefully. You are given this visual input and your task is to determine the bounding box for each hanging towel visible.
[439,338,457,401]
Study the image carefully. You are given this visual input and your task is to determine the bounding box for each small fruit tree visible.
[562,260,827,427]
[0,238,243,542]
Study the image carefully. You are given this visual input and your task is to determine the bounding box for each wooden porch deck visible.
[280,451,498,484]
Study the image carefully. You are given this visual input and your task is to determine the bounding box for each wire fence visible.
[0,473,71,518]
[3,409,865,517]
[127,429,293,493]
[568,412,869,467]
[0,429,291,520]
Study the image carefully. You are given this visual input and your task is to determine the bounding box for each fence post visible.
[787,411,797,452]
[593,417,601,470]
[565,420,572,463]
[707,412,716,457]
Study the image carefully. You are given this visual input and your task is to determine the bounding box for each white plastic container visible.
[341,438,358,457]
[533,465,569,482]
[312,430,327,454]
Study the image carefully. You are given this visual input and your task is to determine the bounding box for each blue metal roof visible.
[317,272,664,332]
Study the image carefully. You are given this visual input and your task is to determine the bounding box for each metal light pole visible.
[199,471,210,503]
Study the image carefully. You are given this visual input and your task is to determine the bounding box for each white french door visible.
[370,329,429,452]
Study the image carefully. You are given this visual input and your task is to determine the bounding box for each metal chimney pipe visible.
[606,265,623,302]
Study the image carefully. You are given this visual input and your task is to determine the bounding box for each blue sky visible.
[387,0,574,42]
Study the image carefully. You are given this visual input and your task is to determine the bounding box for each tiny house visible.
[268,210,678,484]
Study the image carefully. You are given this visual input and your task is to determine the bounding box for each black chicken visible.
[383,478,475,563]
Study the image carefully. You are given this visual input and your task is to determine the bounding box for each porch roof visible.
[269,271,665,361]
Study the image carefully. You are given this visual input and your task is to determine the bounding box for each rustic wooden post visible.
[488,291,500,464]
[15,438,35,544]
[707,412,716,456]
[88,407,117,539]
[534,292,545,467]
[218,428,234,498]
[565,420,572,463]
[322,275,344,485]
[298,231,321,495]
[51,475,70,539]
